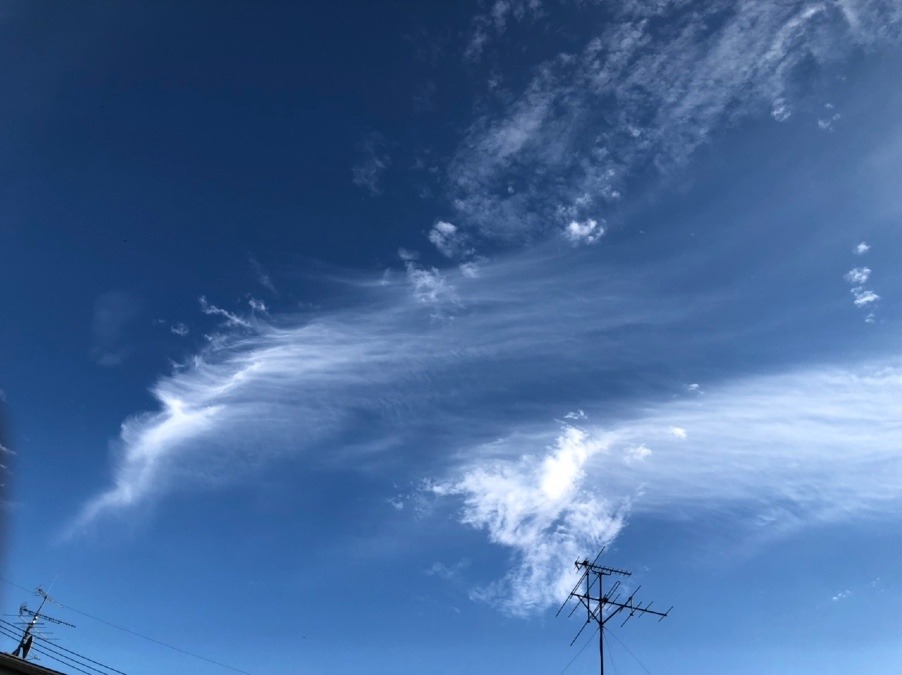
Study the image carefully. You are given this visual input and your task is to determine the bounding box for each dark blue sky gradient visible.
[2,2,902,673]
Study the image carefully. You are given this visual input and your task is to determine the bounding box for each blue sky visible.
[2,1,902,673]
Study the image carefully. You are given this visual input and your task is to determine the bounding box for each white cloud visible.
[563,219,605,246]
[624,444,652,465]
[855,241,870,255]
[352,132,390,195]
[170,323,189,337]
[401,256,458,307]
[428,221,473,259]
[832,590,852,602]
[249,256,277,293]
[851,288,879,307]
[71,392,226,531]
[448,1,901,240]
[687,383,701,393]
[464,0,543,61]
[425,559,470,581]
[71,246,678,531]
[248,297,267,313]
[199,296,251,328]
[844,267,880,317]
[433,360,902,614]
[771,97,792,122]
[431,425,623,616]
[667,426,687,440]
[845,267,871,285]
[817,112,842,132]
[459,262,480,278]
[69,237,902,601]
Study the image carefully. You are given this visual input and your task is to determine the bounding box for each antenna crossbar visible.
[558,550,671,675]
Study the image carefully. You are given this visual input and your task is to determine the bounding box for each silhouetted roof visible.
[0,652,67,675]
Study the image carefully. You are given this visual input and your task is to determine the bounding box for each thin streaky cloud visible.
[199,295,251,328]
[352,132,391,196]
[448,1,901,241]
[69,243,715,531]
[249,256,277,294]
[432,360,902,614]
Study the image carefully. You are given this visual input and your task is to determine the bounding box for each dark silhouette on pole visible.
[557,549,671,675]
[13,586,75,660]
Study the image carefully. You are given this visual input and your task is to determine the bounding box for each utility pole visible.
[13,586,75,660]
[556,550,671,675]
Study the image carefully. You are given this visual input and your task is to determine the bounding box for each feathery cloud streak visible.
[449,0,902,239]
[73,188,902,535]
[73,245,687,531]
[433,360,902,614]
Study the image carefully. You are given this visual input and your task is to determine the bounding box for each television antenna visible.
[13,586,75,660]
[556,549,671,675]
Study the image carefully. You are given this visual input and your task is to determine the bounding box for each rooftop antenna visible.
[13,586,75,660]
[556,549,671,675]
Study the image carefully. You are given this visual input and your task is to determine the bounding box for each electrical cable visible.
[0,577,252,675]
[559,623,600,674]
[24,644,101,675]
[604,627,655,675]
[0,618,125,674]
[53,600,253,674]
[0,623,100,675]
[603,627,618,675]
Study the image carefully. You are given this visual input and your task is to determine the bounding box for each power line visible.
[604,628,618,675]
[0,623,99,675]
[0,577,253,675]
[604,627,655,675]
[559,623,600,675]
[0,618,125,675]
[54,600,254,674]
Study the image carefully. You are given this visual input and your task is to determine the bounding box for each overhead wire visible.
[0,622,99,675]
[0,576,252,675]
[604,626,655,675]
[559,623,600,675]
[603,627,619,675]
[0,618,125,674]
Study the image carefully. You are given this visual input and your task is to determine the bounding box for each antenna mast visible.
[13,586,75,660]
[556,550,671,675]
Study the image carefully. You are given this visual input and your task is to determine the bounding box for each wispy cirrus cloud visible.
[249,255,277,294]
[69,241,708,532]
[449,1,902,241]
[432,361,902,614]
[352,132,391,196]
[428,221,474,260]
[199,295,251,328]
[464,0,544,61]
[71,215,900,540]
